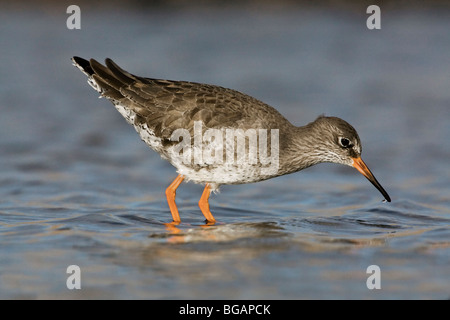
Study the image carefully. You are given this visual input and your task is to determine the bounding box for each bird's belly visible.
[174,163,274,185]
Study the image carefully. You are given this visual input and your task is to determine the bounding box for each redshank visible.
[72,57,391,224]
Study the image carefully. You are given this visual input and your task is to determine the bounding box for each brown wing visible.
[73,57,292,140]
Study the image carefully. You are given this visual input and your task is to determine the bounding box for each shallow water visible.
[0,4,449,299]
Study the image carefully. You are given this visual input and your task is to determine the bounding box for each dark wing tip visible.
[72,56,86,63]
[72,56,95,76]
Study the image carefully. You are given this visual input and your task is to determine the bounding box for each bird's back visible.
[73,57,294,140]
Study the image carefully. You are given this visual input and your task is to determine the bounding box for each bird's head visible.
[308,116,391,202]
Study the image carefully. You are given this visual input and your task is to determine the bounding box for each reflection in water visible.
[163,221,288,244]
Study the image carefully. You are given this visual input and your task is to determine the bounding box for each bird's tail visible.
[71,56,138,101]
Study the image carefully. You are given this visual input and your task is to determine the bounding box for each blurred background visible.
[0,0,449,299]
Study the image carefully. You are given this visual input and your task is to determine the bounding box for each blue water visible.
[0,3,449,299]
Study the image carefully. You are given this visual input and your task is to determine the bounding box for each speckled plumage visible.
[72,57,390,223]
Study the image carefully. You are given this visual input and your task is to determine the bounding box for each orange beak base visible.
[352,157,391,202]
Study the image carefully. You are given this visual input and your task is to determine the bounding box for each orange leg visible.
[198,183,216,224]
[165,175,184,223]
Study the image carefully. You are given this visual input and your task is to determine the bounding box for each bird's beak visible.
[352,157,391,202]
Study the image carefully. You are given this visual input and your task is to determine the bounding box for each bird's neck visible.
[278,125,323,175]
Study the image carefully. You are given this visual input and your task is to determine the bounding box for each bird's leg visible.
[165,174,184,223]
[198,183,216,224]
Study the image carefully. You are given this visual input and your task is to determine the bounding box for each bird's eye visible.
[339,137,352,148]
